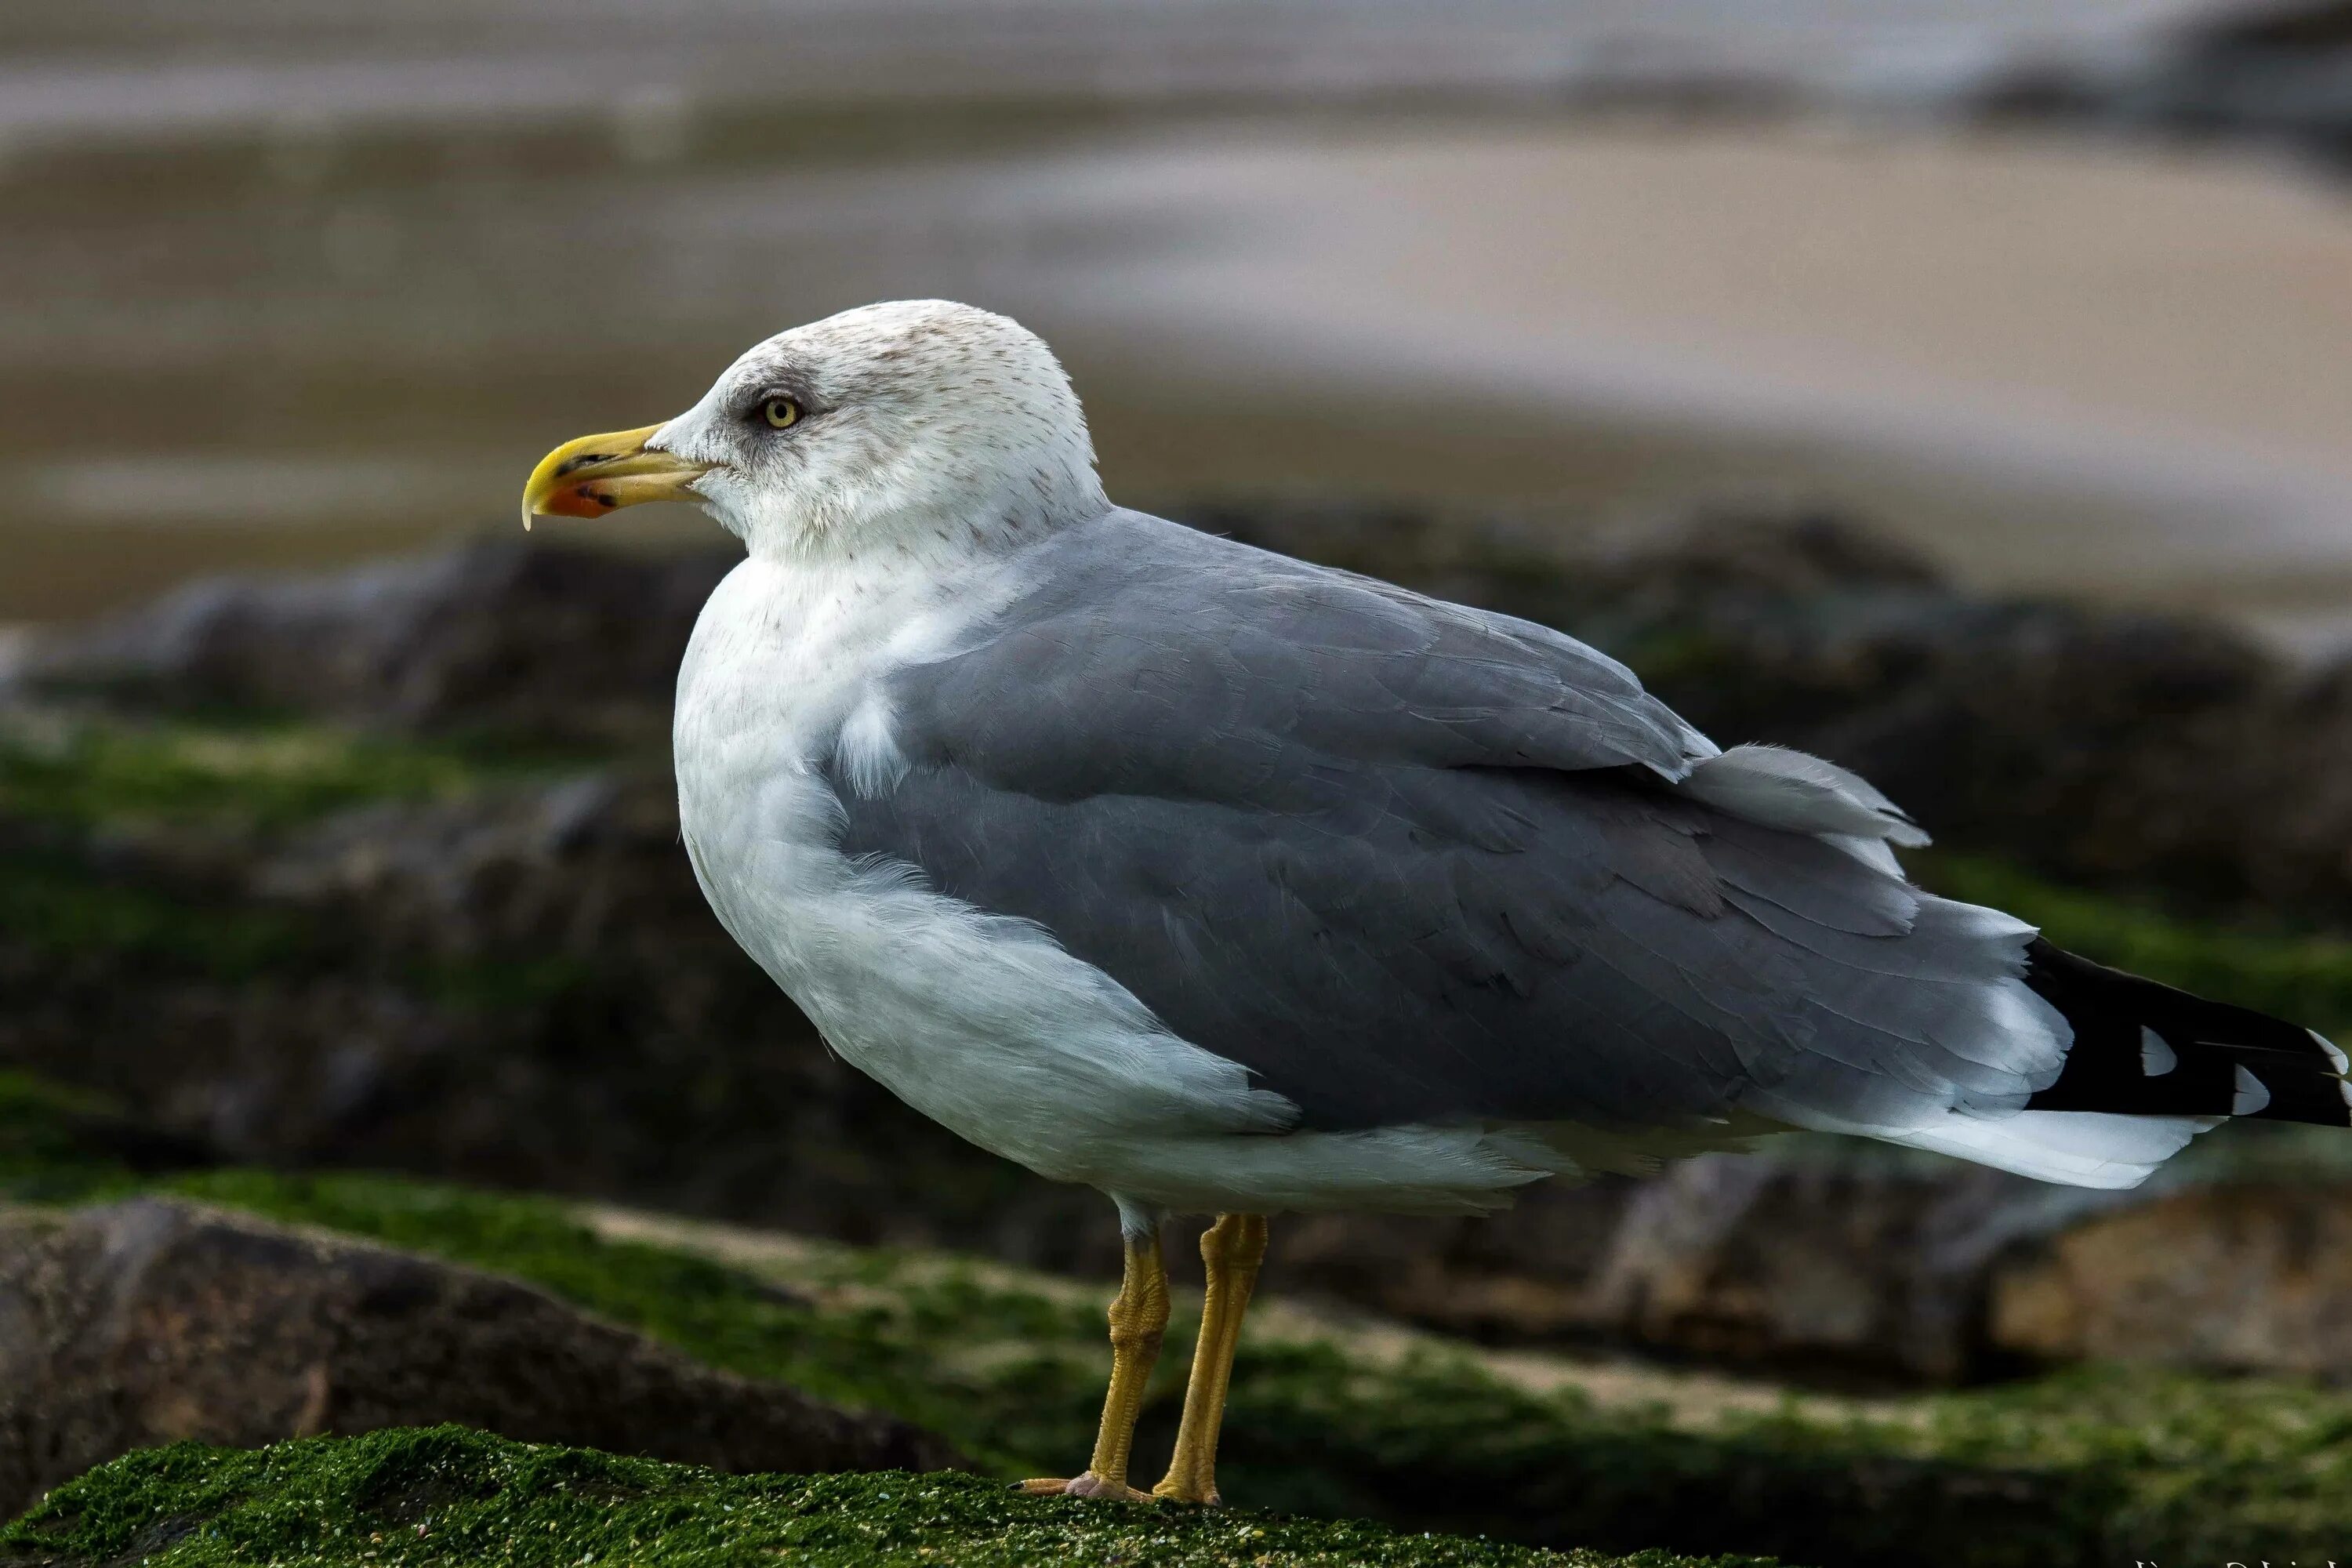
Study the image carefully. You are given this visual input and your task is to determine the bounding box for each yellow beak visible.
[519,424,714,530]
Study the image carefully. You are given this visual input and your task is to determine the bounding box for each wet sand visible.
[5,104,2350,648]
[1058,122,2352,648]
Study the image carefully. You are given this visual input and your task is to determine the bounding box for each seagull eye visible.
[760,397,801,430]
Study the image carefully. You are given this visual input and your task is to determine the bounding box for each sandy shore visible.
[6,111,2351,648]
[1051,121,2352,647]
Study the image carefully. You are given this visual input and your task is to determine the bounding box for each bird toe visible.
[1015,1475,1157,1502]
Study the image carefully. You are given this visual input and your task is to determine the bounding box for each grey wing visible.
[833,510,2063,1141]
[907,510,1714,802]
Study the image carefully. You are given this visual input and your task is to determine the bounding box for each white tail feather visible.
[1879,1109,2215,1189]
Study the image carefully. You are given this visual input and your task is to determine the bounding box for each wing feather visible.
[833,510,2060,1140]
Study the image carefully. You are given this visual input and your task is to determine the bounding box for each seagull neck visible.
[736,519,1048,645]
[751,496,1092,579]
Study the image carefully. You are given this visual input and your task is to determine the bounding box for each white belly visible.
[672,554,1568,1216]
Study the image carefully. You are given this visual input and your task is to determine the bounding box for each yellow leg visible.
[1152,1212,1269,1505]
[1018,1225,1170,1501]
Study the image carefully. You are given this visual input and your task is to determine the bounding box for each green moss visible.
[1885,1369,2352,1558]
[0,1072,218,1208]
[1915,849,2352,1036]
[19,1158,2351,1563]
[408,952,603,1014]
[8,1156,2351,1562]
[0,1427,1748,1568]
[0,1073,129,1196]
[0,711,619,1009]
[112,1171,2352,1568]
[0,838,321,977]
[0,710,572,833]
[0,842,594,1017]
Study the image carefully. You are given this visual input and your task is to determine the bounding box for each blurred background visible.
[9,0,2352,644]
[9,5,2352,1566]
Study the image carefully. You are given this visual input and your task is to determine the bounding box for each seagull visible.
[523,299,2352,1506]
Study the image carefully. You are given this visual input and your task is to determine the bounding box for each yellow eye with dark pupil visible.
[762,397,800,430]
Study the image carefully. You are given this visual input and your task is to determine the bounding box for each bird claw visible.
[1151,1480,1222,1507]
[1013,1474,1158,1502]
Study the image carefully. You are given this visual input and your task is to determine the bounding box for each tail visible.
[2020,938,2352,1128]
[1878,938,2349,1189]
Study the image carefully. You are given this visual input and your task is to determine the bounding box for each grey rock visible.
[1273,1151,2142,1384]
[1987,1181,2352,1375]
[0,1197,964,1519]
[10,539,731,746]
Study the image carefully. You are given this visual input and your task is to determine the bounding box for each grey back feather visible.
[829,510,2059,1138]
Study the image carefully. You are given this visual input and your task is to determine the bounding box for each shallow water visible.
[7,2,2350,651]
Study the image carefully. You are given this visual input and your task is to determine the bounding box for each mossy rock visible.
[0,1426,1759,1568]
[0,708,569,835]
[9,1168,2351,1567]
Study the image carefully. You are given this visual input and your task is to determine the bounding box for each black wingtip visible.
[2021,939,2352,1127]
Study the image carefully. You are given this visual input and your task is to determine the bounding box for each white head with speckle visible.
[522,300,1107,561]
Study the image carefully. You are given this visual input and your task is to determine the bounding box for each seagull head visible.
[521,299,1106,555]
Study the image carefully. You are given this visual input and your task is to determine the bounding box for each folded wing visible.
[826,510,2300,1187]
